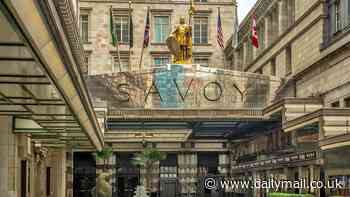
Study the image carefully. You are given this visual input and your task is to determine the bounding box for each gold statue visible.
[166,16,193,64]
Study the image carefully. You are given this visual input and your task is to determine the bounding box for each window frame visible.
[113,15,130,44]
[270,57,276,76]
[193,16,209,45]
[285,45,292,76]
[112,53,130,72]
[153,55,170,67]
[193,56,210,67]
[324,0,350,46]
[331,100,340,108]
[153,15,170,44]
[344,97,350,107]
[194,0,208,2]
[84,51,92,75]
[79,12,90,43]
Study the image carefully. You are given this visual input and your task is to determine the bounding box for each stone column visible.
[278,0,287,35]
[243,41,248,67]
[264,16,270,47]
[66,148,74,197]
[50,148,67,197]
[0,116,18,197]
[309,165,321,197]
[253,171,260,197]
[219,153,229,177]
[178,153,197,195]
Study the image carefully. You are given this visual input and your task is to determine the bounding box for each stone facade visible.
[226,0,350,105]
[79,0,236,74]
[223,0,350,196]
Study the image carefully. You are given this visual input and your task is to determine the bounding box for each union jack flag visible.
[217,8,224,49]
[143,8,150,48]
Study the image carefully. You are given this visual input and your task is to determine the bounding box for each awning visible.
[1,0,103,150]
[283,108,350,150]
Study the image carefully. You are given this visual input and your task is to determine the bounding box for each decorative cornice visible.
[80,0,235,6]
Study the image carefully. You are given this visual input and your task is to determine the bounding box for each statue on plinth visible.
[167,16,193,64]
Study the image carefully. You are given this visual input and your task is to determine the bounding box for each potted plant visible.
[96,147,113,172]
[132,148,166,197]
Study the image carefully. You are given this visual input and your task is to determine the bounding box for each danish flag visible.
[251,15,259,48]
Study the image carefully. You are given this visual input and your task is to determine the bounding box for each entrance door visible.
[117,175,139,197]
[73,152,96,197]
[160,179,176,197]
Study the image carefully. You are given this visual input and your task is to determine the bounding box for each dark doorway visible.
[73,152,96,197]
[117,176,139,197]
[21,160,27,197]
[116,153,140,197]
[197,153,220,197]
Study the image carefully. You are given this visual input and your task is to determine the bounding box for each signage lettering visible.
[116,79,256,104]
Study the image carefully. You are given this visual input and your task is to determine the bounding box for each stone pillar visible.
[278,0,287,34]
[178,153,197,195]
[283,167,290,192]
[0,116,18,197]
[253,171,260,197]
[243,41,248,67]
[219,153,229,177]
[297,166,306,194]
[50,148,67,197]
[264,16,270,47]
[66,148,74,197]
[309,165,321,197]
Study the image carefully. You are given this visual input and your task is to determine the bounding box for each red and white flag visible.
[251,15,259,48]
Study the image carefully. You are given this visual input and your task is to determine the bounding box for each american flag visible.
[143,8,150,48]
[217,8,224,49]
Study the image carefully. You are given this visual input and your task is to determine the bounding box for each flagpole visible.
[189,0,194,25]
[128,0,132,71]
[139,45,145,71]
[218,7,226,69]
[139,6,149,71]
[111,6,122,73]
[116,37,122,73]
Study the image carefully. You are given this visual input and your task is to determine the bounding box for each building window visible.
[112,55,129,72]
[271,6,279,42]
[257,23,265,53]
[331,101,340,107]
[114,15,130,44]
[256,68,263,74]
[245,41,253,65]
[154,16,170,43]
[153,56,170,66]
[285,45,292,75]
[79,14,89,43]
[328,0,350,37]
[286,0,295,27]
[237,47,244,71]
[194,57,209,67]
[84,51,91,75]
[271,57,276,76]
[345,97,350,107]
[193,17,209,44]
